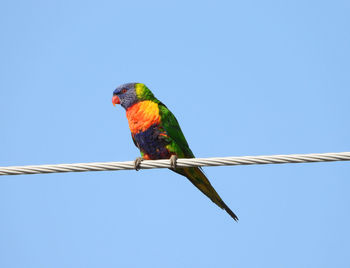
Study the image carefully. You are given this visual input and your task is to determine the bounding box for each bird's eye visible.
[121,88,127,94]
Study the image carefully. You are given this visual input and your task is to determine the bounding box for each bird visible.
[112,82,238,221]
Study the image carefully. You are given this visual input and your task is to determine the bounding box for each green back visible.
[158,102,195,158]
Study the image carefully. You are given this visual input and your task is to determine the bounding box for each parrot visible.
[112,82,238,221]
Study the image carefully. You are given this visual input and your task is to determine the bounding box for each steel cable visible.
[0,152,349,176]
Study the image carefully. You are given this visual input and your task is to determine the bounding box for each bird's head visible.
[112,83,156,109]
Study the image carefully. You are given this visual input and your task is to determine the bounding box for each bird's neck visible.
[126,100,161,134]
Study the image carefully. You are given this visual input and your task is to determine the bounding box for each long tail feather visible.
[173,167,238,221]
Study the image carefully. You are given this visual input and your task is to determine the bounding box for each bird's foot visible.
[170,155,178,170]
[134,157,144,171]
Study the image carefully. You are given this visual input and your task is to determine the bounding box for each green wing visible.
[158,102,195,158]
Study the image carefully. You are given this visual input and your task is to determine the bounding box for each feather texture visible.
[115,83,238,221]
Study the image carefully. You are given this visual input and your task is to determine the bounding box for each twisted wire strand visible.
[0,152,349,176]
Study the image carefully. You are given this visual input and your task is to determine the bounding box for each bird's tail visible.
[173,167,239,221]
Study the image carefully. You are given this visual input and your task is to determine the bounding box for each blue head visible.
[112,82,156,110]
[112,83,138,109]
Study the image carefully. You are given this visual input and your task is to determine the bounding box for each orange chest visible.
[126,101,161,134]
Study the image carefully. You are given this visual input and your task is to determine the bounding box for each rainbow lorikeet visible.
[112,83,238,221]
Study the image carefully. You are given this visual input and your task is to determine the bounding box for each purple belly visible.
[133,124,171,160]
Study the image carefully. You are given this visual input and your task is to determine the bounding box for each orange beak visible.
[112,95,120,106]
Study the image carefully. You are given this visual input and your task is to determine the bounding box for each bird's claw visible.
[134,157,144,171]
[170,155,178,170]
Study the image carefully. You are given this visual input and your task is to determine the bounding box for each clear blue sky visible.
[0,0,349,267]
